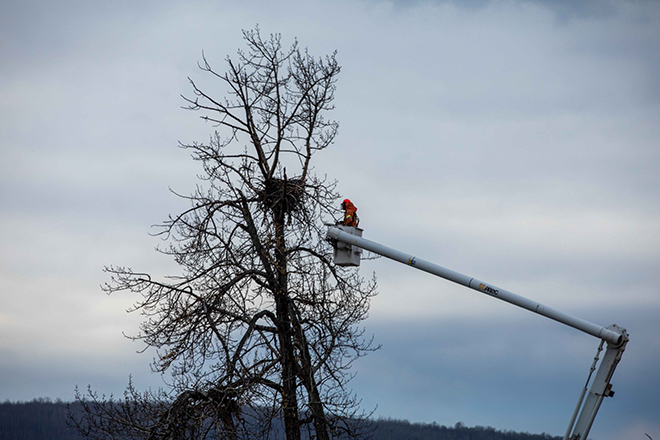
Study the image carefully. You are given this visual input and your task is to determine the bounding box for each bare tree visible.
[70,27,377,440]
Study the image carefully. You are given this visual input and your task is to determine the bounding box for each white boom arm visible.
[326,226,629,440]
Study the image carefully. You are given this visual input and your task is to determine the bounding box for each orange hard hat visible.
[342,199,351,205]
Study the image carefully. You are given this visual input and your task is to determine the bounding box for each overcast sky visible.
[1,0,659,439]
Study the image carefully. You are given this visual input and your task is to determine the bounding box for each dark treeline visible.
[0,399,83,440]
[372,419,560,440]
[0,400,561,440]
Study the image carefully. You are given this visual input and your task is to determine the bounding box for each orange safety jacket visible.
[342,200,358,227]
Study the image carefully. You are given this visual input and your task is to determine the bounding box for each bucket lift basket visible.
[330,225,363,267]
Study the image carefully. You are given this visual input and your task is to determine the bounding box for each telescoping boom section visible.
[326,225,629,440]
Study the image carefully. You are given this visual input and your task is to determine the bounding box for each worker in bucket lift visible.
[340,199,359,227]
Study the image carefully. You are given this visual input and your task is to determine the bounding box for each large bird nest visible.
[258,176,306,217]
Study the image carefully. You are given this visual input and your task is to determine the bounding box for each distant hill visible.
[0,399,83,440]
[372,419,560,440]
[0,399,561,440]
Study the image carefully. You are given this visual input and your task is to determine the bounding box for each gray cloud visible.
[1,1,658,439]
[352,308,660,438]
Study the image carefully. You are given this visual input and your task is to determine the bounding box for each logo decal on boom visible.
[478,283,499,296]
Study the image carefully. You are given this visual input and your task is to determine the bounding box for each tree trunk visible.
[274,213,301,440]
[290,303,330,440]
